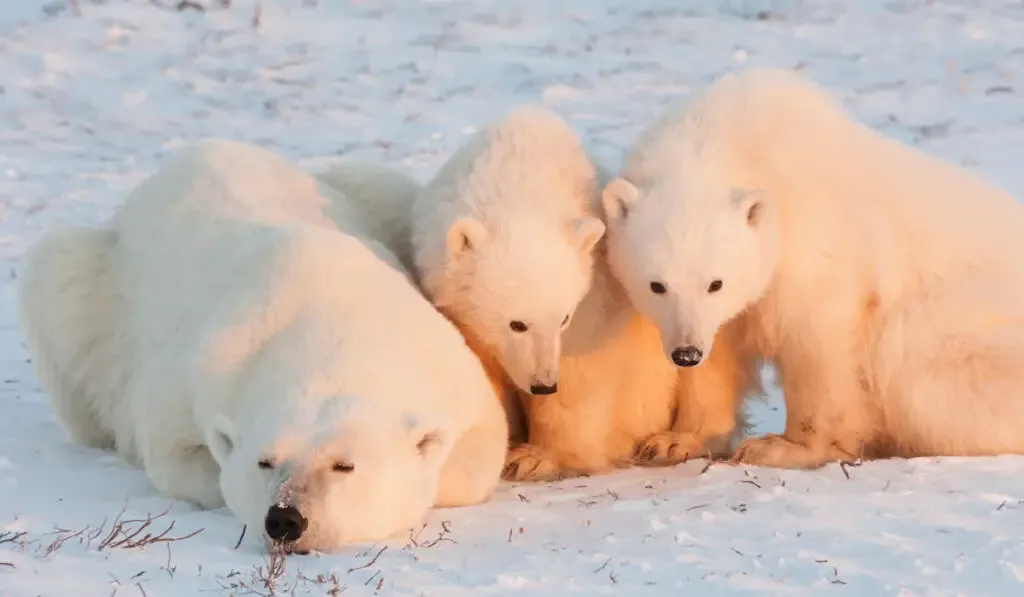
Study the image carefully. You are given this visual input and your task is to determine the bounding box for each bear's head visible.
[601,170,779,367]
[431,214,604,396]
[205,396,454,552]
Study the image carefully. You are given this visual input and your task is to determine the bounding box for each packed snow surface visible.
[2,1,1024,595]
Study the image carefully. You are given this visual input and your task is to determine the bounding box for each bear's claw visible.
[632,431,705,466]
[502,443,566,482]
[731,434,837,469]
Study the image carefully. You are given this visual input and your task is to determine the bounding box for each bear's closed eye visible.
[257,459,273,470]
[332,462,355,473]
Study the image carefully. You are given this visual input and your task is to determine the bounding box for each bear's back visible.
[195,225,495,434]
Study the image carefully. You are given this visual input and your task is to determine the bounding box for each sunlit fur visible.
[412,107,760,481]
[18,139,507,551]
[605,67,1024,469]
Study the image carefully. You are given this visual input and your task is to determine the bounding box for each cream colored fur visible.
[412,106,760,481]
[19,140,508,549]
[605,67,1024,469]
[510,253,760,480]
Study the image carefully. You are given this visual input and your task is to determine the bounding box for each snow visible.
[2,0,1024,595]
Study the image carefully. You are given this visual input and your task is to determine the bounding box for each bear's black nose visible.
[529,382,558,396]
[264,504,308,543]
[671,346,703,367]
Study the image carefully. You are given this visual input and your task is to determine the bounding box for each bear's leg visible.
[634,321,760,465]
[18,227,122,450]
[732,353,871,468]
[733,305,874,469]
[502,388,618,482]
[502,443,566,482]
[141,443,225,510]
[434,405,508,507]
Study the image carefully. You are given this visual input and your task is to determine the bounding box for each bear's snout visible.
[265,504,308,543]
[529,382,559,396]
[671,345,703,367]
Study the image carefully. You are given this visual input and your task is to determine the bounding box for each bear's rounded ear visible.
[570,217,606,254]
[403,412,455,469]
[206,414,237,466]
[601,177,639,223]
[446,217,487,260]
[731,188,768,228]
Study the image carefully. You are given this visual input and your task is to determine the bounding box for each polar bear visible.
[602,67,1024,469]
[18,139,508,551]
[412,106,760,481]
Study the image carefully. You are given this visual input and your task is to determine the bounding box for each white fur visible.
[18,139,507,550]
[604,67,1024,468]
[413,107,759,480]
[311,159,422,271]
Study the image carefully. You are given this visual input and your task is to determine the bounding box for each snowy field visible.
[2,1,1024,595]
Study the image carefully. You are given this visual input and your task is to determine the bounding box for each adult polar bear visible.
[412,106,760,481]
[18,139,507,551]
[602,67,1024,469]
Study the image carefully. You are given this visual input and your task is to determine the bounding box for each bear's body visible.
[19,140,507,550]
[412,107,759,480]
[602,67,1024,469]
[312,160,422,271]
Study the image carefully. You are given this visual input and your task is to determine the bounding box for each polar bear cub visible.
[603,67,1024,469]
[18,139,507,551]
[412,107,759,480]
[412,106,607,397]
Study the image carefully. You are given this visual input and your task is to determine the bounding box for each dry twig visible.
[253,544,288,594]
[348,545,388,574]
[43,525,89,556]
[96,503,203,551]
[420,521,455,548]
[837,441,867,480]
[0,531,26,545]
[234,525,247,550]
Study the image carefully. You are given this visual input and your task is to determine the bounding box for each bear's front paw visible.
[731,434,833,469]
[632,431,705,466]
[502,444,565,482]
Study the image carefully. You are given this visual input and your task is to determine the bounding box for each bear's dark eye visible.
[332,462,355,473]
[650,281,667,295]
[257,459,273,470]
[708,279,723,293]
[562,314,571,327]
[509,320,528,333]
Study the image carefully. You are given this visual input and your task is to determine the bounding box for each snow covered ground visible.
[2,1,1024,595]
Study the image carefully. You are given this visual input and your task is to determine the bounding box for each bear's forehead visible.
[259,405,402,452]
[477,243,586,296]
[262,426,390,459]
